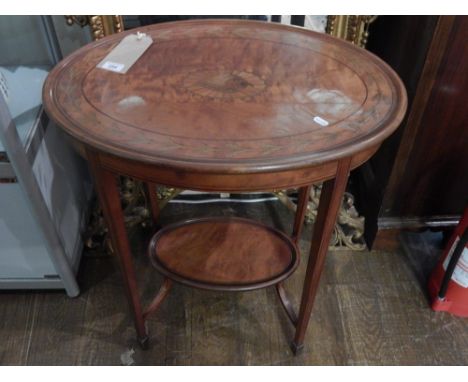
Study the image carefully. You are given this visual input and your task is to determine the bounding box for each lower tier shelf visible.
[148,217,299,291]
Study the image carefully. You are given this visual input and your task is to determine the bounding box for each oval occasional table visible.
[43,19,407,354]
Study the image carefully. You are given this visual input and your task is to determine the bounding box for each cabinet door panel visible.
[0,183,57,279]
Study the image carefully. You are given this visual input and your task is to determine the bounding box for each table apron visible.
[88,144,379,192]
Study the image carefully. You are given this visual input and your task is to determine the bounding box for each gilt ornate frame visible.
[326,15,378,47]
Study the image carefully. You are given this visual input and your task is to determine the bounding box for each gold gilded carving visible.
[274,185,366,250]
[67,15,375,47]
[88,16,105,40]
[326,15,377,48]
[64,15,124,41]
[156,186,182,210]
[65,15,89,28]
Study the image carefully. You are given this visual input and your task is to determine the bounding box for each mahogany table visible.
[43,20,407,354]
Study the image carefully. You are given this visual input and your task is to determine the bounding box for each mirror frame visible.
[65,15,376,48]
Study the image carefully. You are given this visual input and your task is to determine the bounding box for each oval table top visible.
[43,19,407,174]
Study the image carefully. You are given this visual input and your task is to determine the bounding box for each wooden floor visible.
[1,200,467,365]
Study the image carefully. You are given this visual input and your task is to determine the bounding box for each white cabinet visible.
[0,16,92,296]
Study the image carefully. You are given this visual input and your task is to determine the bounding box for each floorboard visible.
[0,201,466,365]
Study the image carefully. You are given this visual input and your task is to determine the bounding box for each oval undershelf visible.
[148,217,299,291]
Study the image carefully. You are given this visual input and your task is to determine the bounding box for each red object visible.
[428,207,468,317]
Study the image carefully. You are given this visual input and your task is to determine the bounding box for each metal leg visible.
[87,150,148,347]
[292,158,351,354]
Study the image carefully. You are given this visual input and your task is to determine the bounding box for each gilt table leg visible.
[292,158,351,354]
[87,150,149,348]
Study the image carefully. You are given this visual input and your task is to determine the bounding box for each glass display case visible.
[0,16,92,296]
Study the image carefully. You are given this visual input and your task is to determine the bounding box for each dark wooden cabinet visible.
[354,16,468,246]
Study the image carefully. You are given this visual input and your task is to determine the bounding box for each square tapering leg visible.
[292,158,351,352]
[87,149,148,346]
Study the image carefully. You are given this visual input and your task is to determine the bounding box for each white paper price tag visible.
[313,116,329,126]
[97,32,153,74]
[100,61,125,73]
